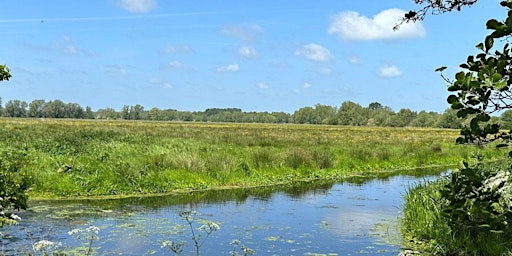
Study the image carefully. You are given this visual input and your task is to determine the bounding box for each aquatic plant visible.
[229,239,254,256]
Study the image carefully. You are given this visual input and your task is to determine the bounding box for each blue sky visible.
[0,0,505,113]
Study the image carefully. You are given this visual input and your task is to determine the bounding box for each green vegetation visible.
[402,160,512,255]
[402,1,512,255]
[0,118,501,199]
[0,97,499,130]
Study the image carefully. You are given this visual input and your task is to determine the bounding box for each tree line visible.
[2,97,512,129]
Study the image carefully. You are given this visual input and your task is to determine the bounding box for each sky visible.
[0,0,506,113]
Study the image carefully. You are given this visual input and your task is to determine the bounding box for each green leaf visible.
[485,35,494,51]
[447,95,459,104]
[435,66,447,72]
[486,19,502,30]
[455,71,465,81]
[476,43,484,51]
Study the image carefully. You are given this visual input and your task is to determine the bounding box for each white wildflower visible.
[68,228,80,236]
[86,225,100,235]
[32,240,60,252]
[482,171,510,193]
[10,214,21,221]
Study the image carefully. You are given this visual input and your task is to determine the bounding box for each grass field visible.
[0,118,506,199]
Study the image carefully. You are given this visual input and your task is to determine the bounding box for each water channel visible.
[0,171,443,255]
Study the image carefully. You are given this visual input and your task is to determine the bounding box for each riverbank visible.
[401,159,512,255]
[0,118,506,199]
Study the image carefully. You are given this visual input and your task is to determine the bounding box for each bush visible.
[403,160,512,255]
[0,148,31,227]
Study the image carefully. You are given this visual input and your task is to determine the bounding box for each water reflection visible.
[1,168,444,255]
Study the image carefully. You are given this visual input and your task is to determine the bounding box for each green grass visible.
[0,118,506,199]
[402,160,512,255]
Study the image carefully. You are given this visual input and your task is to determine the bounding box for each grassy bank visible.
[402,159,512,255]
[0,118,506,199]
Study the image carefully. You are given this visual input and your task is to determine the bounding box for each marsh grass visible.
[0,119,505,198]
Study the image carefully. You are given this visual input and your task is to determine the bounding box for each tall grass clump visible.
[402,159,512,255]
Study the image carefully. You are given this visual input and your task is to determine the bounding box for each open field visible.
[0,118,506,199]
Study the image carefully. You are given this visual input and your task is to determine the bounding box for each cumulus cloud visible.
[117,0,157,13]
[216,63,239,72]
[378,64,402,78]
[149,78,173,88]
[163,45,193,54]
[328,8,426,41]
[105,65,127,75]
[238,46,258,58]
[348,56,362,65]
[163,60,192,71]
[318,67,333,75]
[256,82,268,89]
[295,43,333,63]
[54,36,94,56]
[220,23,263,42]
[303,82,312,89]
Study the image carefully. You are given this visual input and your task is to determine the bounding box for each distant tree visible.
[96,107,120,119]
[42,100,66,118]
[410,110,439,127]
[314,104,337,124]
[271,112,291,123]
[368,102,384,111]
[84,106,95,119]
[3,100,27,118]
[500,110,512,130]
[337,101,368,126]
[293,106,317,124]
[130,104,144,120]
[122,105,130,120]
[64,103,84,119]
[435,108,463,129]
[27,99,46,118]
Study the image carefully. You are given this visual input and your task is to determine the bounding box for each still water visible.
[1,173,440,255]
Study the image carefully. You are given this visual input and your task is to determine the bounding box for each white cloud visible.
[256,82,268,89]
[117,0,157,13]
[216,63,239,72]
[163,45,192,54]
[348,56,362,65]
[378,64,402,78]
[303,82,312,89]
[164,60,192,71]
[149,78,173,88]
[295,43,333,63]
[54,36,94,56]
[221,24,263,42]
[105,65,127,75]
[328,8,426,41]
[238,46,258,58]
[318,67,333,75]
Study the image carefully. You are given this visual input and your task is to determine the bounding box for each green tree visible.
[337,101,368,126]
[442,1,512,147]
[27,99,46,118]
[0,66,30,227]
[3,100,27,117]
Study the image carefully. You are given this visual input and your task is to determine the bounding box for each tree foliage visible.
[396,0,479,29]
[0,64,11,82]
[442,1,512,149]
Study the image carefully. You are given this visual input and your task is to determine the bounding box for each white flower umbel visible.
[32,240,61,254]
[481,171,510,193]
